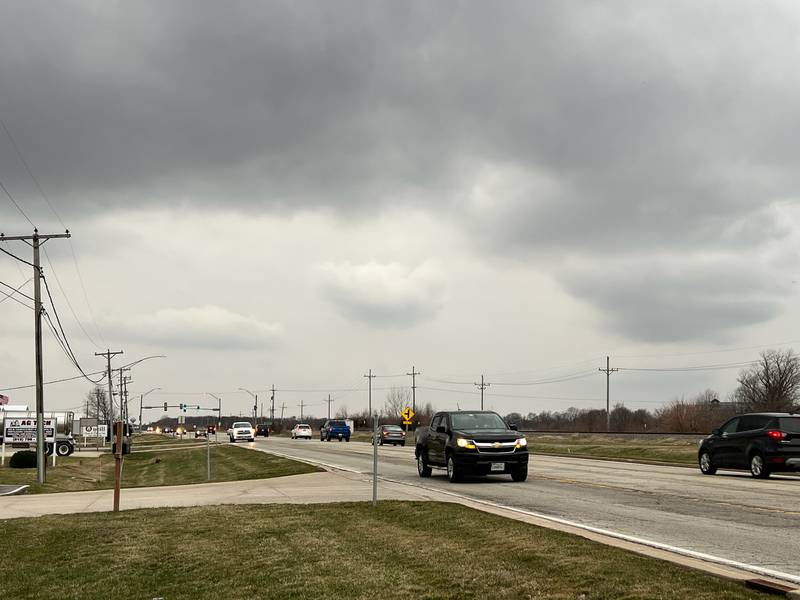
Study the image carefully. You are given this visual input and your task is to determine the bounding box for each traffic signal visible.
[181,403,187,412]
[163,402,168,412]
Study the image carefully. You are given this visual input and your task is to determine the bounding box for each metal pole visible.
[113,421,123,511]
[207,429,211,481]
[372,412,378,507]
[32,232,45,484]
[139,395,143,433]
[270,385,275,422]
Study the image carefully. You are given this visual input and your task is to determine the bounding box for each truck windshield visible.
[450,412,507,430]
[233,422,251,428]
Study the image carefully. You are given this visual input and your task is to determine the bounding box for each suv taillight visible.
[766,430,785,440]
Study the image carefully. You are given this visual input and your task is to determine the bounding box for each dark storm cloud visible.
[1,1,797,341]
[560,257,787,342]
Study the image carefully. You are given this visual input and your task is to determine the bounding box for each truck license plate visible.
[491,462,505,472]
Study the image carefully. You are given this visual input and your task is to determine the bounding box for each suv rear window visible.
[778,417,800,433]
[331,420,346,426]
[736,415,771,432]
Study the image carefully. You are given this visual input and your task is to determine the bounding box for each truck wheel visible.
[446,455,462,483]
[417,452,432,478]
[511,466,528,482]
[45,443,54,456]
[56,441,73,457]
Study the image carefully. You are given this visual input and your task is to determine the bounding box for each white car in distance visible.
[291,424,313,439]
[227,421,255,443]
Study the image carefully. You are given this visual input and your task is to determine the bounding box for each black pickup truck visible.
[415,410,529,482]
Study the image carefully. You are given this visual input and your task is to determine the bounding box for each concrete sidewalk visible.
[0,471,437,519]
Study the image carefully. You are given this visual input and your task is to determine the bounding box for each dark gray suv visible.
[698,413,800,478]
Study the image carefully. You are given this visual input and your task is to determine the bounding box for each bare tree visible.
[85,386,111,422]
[335,405,349,419]
[734,349,800,412]
[384,387,411,422]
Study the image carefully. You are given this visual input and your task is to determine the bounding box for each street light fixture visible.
[239,388,258,423]
[137,387,162,432]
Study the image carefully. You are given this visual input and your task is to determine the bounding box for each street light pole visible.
[238,388,258,424]
[138,387,161,432]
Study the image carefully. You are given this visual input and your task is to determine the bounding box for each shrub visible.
[9,450,37,469]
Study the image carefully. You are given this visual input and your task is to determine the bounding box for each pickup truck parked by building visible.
[415,410,529,482]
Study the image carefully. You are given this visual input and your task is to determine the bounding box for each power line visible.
[0,369,107,392]
[0,119,64,228]
[0,177,35,228]
[0,277,34,309]
[0,278,34,302]
[42,246,102,349]
[0,244,36,268]
[618,360,757,372]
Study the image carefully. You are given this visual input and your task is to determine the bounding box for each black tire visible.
[511,466,528,482]
[56,441,72,457]
[417,451,432,477]
[749,452,771,479]
[230,436,235,443]
[326,435,331,442]
[699,451,717,475]
[446,454,462,483]
[338,437,342,442]
[400,441,405,447]
[379,439,384,446]
[345,437,350,442]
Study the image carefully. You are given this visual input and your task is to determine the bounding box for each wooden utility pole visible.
[270,384,276,422]
[1,230,71,484]
[95,349,123,505]
[326,393,332,420]
[364,369,376,430]
[599,356,619,432]
[474,375,490,411]
[406,366,420,414]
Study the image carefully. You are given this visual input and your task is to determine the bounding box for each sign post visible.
[372,412,378,507]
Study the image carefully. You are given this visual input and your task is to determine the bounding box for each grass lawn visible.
[0,501,768,600]
[529,435,699,465]
[0,444,321,494]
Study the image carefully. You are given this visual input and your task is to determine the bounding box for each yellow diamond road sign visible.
[401,406,414,422]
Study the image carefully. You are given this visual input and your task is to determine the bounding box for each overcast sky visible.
[2,1,800,422]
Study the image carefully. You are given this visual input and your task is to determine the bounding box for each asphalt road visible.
[252,436,800,580]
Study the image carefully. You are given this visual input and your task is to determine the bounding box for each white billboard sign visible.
[3,417,56,443]
[81,424,108,438]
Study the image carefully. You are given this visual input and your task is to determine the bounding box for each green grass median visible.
[0,501,768,600]
[0,444,321,493]
[529,435,699,465]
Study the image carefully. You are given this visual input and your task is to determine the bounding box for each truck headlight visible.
[456,438,476,449]
[516,438,527,447]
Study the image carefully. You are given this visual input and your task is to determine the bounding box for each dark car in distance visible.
[372,424,406,446]
[255,423,270,437]
[698,413,800,478]
[415,411,528,482]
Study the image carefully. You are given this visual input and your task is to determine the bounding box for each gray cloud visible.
[559,257,787,342]
[317,260,445,327]
[103,305,282,350]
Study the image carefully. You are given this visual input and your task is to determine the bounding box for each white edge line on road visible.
[0,485,30,496]
[254,443,800,587]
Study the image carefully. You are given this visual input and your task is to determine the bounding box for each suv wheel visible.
[749,452,770,479]
[699,451,717,475]
[511,466,528,482]
[417,452,432,478]
[446,455,462,483]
